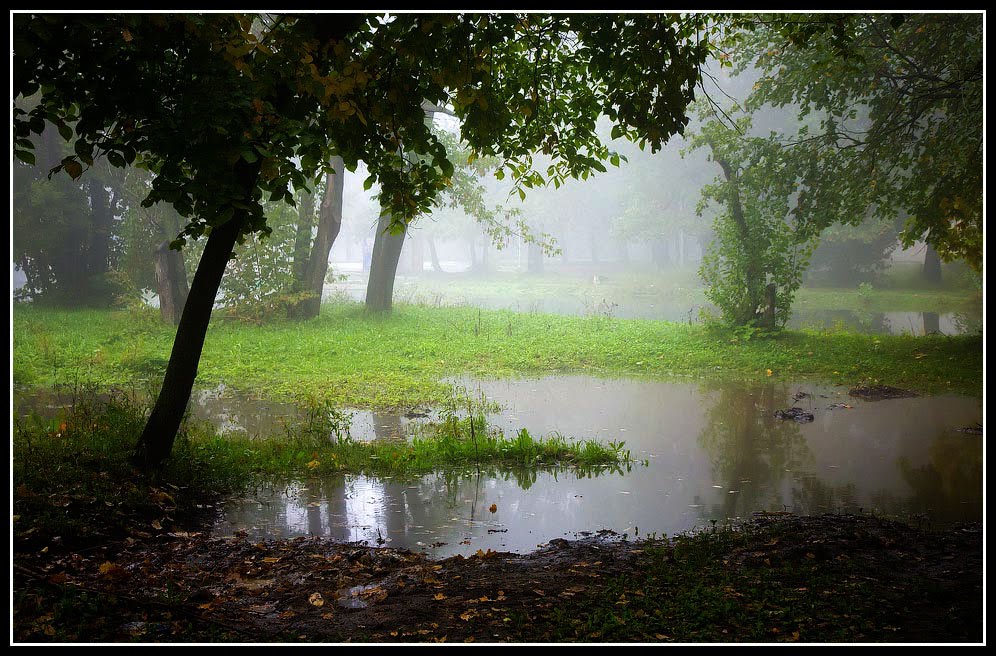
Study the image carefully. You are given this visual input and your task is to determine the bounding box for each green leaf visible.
[14,149,35,165]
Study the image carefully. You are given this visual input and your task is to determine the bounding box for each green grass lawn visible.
[13,300,983,409]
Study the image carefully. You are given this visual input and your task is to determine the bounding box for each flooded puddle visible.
[207,376,982,558]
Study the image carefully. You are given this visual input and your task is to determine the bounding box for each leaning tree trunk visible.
[289,156,344,320]
[133,162,259,469]
[365,211,407,312]
[922,243,942,285]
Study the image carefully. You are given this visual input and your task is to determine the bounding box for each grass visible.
[13,300,983,404]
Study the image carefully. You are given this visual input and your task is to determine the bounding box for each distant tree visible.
[13,123,127,306]
[690,110,822,328]
[805,214,903,286]
[15,13,713,468]
[731,12,983,270]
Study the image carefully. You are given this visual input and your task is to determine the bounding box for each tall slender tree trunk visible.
[365,211,407,312]
[87,179,112,278]
[134,162,259,469]
[289,156,345,319]
[712,146,770,326]
[467,238,478,271]
[527,241,544,274]
[428,237,443,273]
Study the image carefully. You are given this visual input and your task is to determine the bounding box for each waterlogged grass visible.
[13,389,634,545]
[191,410,635,481]
[14,302,982,401]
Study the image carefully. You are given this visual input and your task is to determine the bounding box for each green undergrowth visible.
[13,302,982,401]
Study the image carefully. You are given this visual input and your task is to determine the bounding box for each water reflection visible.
[212,376,981,557]
[696,383,812,520]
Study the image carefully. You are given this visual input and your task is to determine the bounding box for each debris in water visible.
[774,407,815,422]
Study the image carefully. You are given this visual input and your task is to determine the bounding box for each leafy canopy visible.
[14,13,713,249]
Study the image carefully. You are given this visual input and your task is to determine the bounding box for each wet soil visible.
[14,512,982,644]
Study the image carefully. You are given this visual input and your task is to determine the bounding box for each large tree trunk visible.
[922,243,942,285]
[291,188,316,283]
[133,163,259,469]
[154,240,190,325]
[365,211,407,312]
[289,156,345,319]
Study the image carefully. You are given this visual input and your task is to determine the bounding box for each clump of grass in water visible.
[15,383,636,504]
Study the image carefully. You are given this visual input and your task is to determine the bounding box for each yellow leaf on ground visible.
[433,593,447,601]
[309,592,325,607]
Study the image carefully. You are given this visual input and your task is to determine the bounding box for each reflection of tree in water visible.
[894,432,982,524]
[789,474,860,517]
[696,382,813,520]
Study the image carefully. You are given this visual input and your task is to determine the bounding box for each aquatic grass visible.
[13,389,636,546]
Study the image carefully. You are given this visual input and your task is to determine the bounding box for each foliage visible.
[690,111,820,328]
[14,13,714,253]
[805,213,902,286]
[728,13,983,270]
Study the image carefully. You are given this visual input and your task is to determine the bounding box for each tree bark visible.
[289,156,344,319]
[922,243,942,285]
[365,210,407,312]
[133,162,259,469]
[291,187,316,283]
[154,240,190,325]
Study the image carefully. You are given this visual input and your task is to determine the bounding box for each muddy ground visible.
[13,512,983,644]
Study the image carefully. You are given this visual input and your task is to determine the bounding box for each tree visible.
[289,156,345,319]
[729,12,983,270]
[15,13,713,468]
[13,121,128,306]
[690,111,822,328]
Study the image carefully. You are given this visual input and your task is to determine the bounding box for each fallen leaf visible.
[433,593,447,601]
[151,519,163,530]
[262,557,281,563]
[308,592,325,607]
[489,503,497,513]
[766,369,773,376]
